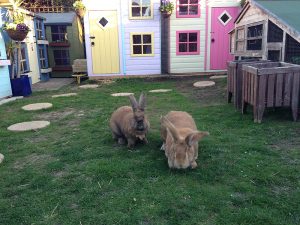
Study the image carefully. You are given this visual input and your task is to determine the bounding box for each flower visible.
[73,1,86,10]
[3,22,30,31]
[159,0,174,13]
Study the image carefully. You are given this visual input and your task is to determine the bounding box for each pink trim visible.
[176,30,200,55]
[176,0,201,18]
[204,0,208,71]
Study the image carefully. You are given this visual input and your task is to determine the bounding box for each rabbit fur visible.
[160,111,209,169]
[110,93,150,148]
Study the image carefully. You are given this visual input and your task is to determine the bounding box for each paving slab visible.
[79,84,99,89]
[22,103,53,111]
[149,89,172,93]
[210,75,227,80]
[0,153,4,164]
[111,93,134,97]
[8,121,50,132]
[193,81,216,88]
[0,97,23,106]
[32,78,74,91]
[52,93,78,98]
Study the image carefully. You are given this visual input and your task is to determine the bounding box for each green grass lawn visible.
[0,77,299,225]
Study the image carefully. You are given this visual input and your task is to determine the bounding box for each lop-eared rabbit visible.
[110,93,150,148]
[161,111,209,169]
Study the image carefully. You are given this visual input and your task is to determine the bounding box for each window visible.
[176,31,200,55]
[53,50,70,66]
[130,33,154,56]
[247,24,263,50]
[285,34,300,65]
[130,0,153,19]
[39,46,47,69]
[268,50,281,61]
[218,11,232,26]
[20,43,29,73]
[177,0,200,18]
[268,20,283,43]
[36,19,44,40]
[235,28,245,52]
[51,25,67,42]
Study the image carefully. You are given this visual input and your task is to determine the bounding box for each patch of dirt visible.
[13,153,56,170]
[35,108,76,121]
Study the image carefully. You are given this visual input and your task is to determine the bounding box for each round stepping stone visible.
[0,153,4,164]
[193,81,215,88]
[79,84,99,89]
[149,89,172,93]
[210,75,227,80]
[0,96,23,106]
[8,121,50,132]
[52,93,78,98]
[22,103,53,111]
[111,93,134,97]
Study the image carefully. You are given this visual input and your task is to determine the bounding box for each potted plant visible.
[2,0,30,42]
[73,0,86,18]
[159,0,174,18]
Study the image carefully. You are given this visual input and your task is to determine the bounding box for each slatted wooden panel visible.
[242,62,300,123]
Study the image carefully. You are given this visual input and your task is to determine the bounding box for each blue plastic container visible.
[10,75,32,97]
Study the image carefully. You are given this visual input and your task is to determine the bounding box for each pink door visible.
[210,7,240,70]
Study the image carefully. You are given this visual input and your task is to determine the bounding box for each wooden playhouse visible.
[82,0,162,77]
[39,12,85,78]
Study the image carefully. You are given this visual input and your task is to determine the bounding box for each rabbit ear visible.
[161,116,180,142]
[185,131,209,147]
[129,94,138,110]
[138,92,146,110]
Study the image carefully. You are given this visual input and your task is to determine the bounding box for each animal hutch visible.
[230,0,300,64]
[161,0,240,74]
[82,0,162,77]
[39,12,85,78]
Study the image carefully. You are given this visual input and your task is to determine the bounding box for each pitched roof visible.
[254,0,300,34]
[37,12,76,25]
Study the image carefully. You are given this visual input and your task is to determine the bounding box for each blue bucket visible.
[10,75,32,97]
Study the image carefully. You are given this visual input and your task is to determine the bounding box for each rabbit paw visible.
[160,143,166,151]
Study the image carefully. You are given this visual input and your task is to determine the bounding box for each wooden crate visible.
[227,59,269,110]
[242,62,300,123]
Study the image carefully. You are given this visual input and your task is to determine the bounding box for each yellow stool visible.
[72,74,87,84]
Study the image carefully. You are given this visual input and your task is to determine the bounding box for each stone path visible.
[210,75,227,80]
[32,78,74,92]
[0,97,23,106]
[193,81,216,88]
[149,89,172,93]
[52,93,78,98]
[22,103,53,111]
[0,153,4,164]
[79,84,99,89]
[8,121,50,132]
[111,93,134,97]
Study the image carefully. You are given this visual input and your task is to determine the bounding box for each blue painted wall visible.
[0,7,12,99]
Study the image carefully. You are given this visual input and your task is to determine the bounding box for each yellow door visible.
[89,11,120,74]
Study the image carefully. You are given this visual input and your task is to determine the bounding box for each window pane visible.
[142,0,151,5]
[133,45,142,54]
[133,35,142,44]
[247,24,263,38]
[247,39,262,50]
[51,26,58,33]
[237,29,244,40]
[55,59,62,65]
[190,0,198,3]
[58,26,67,33]
[179,33,188,42]
[132,7,141,17]
[179,43,187,52]
[132,0,140,6]
[179,6,188,15]
[143,45,152,54]
[21,48,26,59]
[189,43,197,52]
[143,35,151,44]
[179,0,188,4]
[142,6,151,17]
[52,34,59,41]
[189,5,198,15]
[189,33,197,42]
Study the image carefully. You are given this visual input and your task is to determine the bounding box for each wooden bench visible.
[242,62,300,123]
[72,73,87,84]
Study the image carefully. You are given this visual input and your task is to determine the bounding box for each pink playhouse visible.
[162,0,241,74]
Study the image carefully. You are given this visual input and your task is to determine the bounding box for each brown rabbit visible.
[160,111,209,169]
[109,93,150,148]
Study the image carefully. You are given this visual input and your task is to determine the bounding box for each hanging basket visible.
[75,8,86,18]
[6,29,29,42]
[161,11,172,18]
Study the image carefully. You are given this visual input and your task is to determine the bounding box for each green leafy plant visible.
[73,0,86,10]
[159,0,174,13]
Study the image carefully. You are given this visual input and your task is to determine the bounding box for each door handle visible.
[90,36,95,39]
